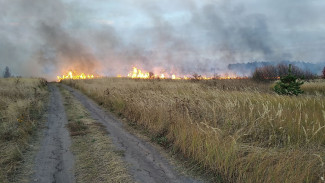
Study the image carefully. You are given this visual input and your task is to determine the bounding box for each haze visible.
[0,0,325,80]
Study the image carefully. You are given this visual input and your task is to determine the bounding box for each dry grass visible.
[63,78,325,183]
[59,85,133,183]
[0,78,48,183]
[199,79,274,93]
[302,79,325,96]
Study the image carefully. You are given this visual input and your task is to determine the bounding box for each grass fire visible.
[119,66,244,80]
[57,71,97,81]
[1,0,325,183]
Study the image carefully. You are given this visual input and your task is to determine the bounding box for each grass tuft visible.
[67,120,89,136]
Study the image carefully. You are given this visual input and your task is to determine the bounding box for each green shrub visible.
[274,64,304,96]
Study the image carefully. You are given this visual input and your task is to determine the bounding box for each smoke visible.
[0,0,324,80]
[0,0,104,79]
[37,23,100,73]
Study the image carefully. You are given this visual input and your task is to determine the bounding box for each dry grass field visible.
[302,80,325,96]
[64,78,325,183]
[0,78,48,182]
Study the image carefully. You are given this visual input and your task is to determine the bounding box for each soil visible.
[32,84,75,183]
[62,84,202,183]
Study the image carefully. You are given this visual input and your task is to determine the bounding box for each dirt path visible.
[63,85,202,183]
[32,84,75,183]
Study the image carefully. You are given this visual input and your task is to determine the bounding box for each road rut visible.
[32,84,75,183]
[63,85,201,183]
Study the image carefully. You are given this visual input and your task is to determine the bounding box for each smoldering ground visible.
[0,0,324,80]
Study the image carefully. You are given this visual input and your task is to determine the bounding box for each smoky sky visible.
[0,0,325,80]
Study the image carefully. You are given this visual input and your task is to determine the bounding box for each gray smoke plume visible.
[0,0,324,80]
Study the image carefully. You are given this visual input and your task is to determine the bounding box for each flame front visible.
[57,71,96,81]
[127,67,150,79]
[126,67,171,79]
[119,66,245,80]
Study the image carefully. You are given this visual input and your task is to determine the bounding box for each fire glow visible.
[57,71,96,81]
[120,67,243,80]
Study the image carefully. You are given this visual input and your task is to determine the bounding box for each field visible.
[63,78,325,182]
[0,78,48,182]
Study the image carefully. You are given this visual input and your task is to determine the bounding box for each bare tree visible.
[149,72,154,79]
[192,73,202,81]
[3,66,11,78]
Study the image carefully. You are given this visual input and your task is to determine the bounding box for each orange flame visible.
[118,66,246,80]
[127,67,150,79]
[57,71,96,81]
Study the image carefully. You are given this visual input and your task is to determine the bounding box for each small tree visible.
[149,72,154,79]
[274,64,304,96]
[322,66,325,79]
[192,73,202,81]
[3,66,11,78]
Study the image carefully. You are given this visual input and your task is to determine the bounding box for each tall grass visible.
[302,80,325,96]
[0,78,47,182]
[64,78,325,182]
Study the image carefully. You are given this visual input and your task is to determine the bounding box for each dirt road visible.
[63,85,201,183]
[32,83,201,183]
[32,84,75,183]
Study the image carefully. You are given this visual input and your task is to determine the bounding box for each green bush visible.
[274,64,304,96]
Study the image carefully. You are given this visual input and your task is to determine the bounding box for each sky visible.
[0,0,325,80]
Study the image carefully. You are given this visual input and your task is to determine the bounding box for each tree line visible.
[252,64,325,81]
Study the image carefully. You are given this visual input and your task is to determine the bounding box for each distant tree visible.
[252,67,265,81]
[213,73,220,79]
[149,72,154,79]
[277,64,288,77]
[3,66,11,78]
[192,73,202,81]
[322,67,325,79]
[253,64,316,82]
[252,65,277,81]
[274,64,304,96]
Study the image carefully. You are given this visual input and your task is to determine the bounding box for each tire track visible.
[63,84,202,183]
[32,84,75,183]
